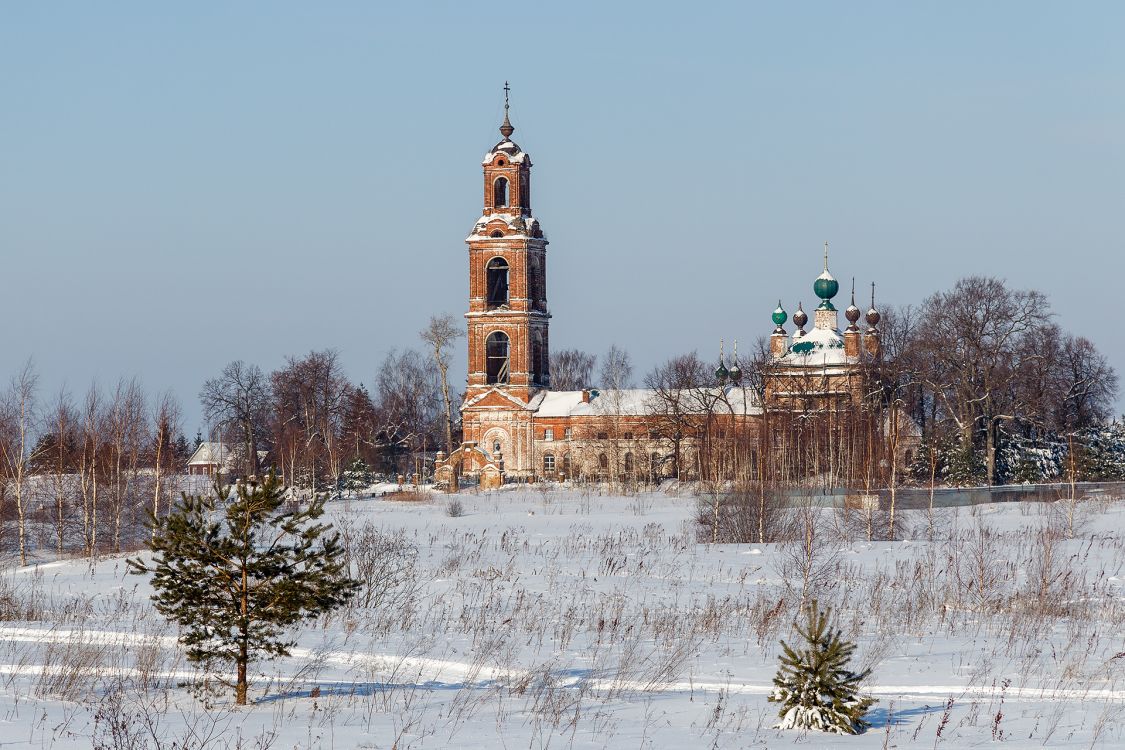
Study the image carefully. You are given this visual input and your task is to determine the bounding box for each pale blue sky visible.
[3,2,1123,433]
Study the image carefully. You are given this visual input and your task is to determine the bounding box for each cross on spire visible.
[823,241,829,272]
[499,82,515,139]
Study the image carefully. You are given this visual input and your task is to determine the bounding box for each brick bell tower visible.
[458,85,549,477]
[464,85,550,404]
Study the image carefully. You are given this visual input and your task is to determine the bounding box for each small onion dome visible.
[728,361,742,384]
[793,302,808,330]
[845,302,861,328]
[715,360,729,383]
[772,301,787,327]
[866,306,881,328]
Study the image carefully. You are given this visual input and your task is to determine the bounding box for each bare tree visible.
[374,349,440,476]
[551,349,597,391]
[200,361,270,478]
[1052,335,1117,431]
[420,313,464,454]
[592,345,635,487]
[270,350,351,497]
[105,378,147,552]
[45,389,79,555]
[644,353,709,479]
[0,361,42,565]
[910,277,1050,485]
[150,390,182,533]
[78,383,103,556]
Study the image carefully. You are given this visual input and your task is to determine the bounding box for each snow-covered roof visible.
[466,212,544,241]
[187,442,234,466]
[779,325,857,368]
[530,387,761,418]
[482,141,529,165]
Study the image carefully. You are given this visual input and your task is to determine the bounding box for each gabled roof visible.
[186,441,234,466]
[464,387,537,411]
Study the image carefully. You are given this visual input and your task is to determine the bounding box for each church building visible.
[437,94,889,489]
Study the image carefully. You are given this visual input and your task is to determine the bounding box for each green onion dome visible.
[772,301,787,327]
[814,269,839,309]
[715,360,729,383]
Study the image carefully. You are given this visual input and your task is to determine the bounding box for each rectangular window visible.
[564,428,573,439]
[623,431,634,440]
[544,428,554,441]
[649,431,659,440]
[543,454,556,472]
[597,431,608,440]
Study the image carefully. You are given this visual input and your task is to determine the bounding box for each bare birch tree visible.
[46,389,79,555]
[78,383,103,556]
[0,361,42,565]
[420,313,464,454]
[105,378,147,552]
[150,390,182,534]
[550,349,597,391]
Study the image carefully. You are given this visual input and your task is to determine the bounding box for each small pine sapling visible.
[129,472,359,705]
[768,599,876,734]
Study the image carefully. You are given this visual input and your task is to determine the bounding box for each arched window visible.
[624,452,635,474]
[531,330,545,386]
[651,452,661,480]
[543,453,555,473]
[598,453,609,470]
[494,177,509,207]
[486,257,509,308]
[561,454,571,477]
[486,332,510,385]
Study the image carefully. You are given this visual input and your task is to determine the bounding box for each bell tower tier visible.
[464,87,550,405]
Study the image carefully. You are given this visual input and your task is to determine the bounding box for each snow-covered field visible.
[1,487,1123,748]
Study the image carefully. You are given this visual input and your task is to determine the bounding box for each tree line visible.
[0,315,463,563]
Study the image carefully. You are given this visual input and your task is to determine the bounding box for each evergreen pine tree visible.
[173,432,192,465]
[769,600,876,734]
[341,456,373,495]
[1074,423,1125,481]
[945,436,986,486]
[128,472,358,705]
[908,436,940,483]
